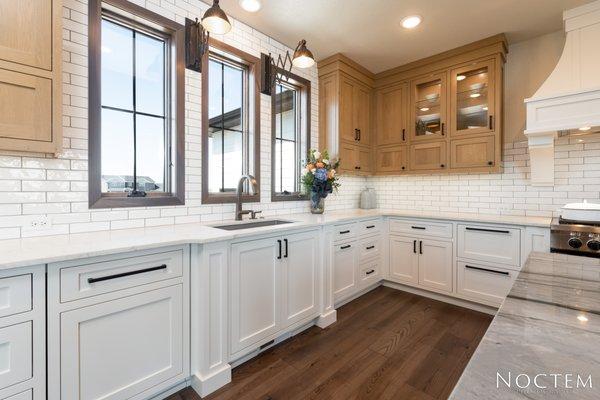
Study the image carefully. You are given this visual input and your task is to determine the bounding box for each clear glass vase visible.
[310,197,325,214]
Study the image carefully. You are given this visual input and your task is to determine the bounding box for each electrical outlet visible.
[25,215,52,232]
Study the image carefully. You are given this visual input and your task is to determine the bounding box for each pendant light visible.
[201,0,231,35]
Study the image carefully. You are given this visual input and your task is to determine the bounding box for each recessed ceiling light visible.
[579,126,592,131]
[456,75,466,81]
[420,107,430,112]
[470,93,481,98]
[401,15,422,29]
[578,314,589,322]
[239,0,261,12]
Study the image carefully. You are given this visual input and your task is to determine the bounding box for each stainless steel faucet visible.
[235,174,260,221]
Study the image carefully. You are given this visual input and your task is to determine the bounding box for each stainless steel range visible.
[551,201,600,258]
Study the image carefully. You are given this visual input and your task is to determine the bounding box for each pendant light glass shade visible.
[202,0,232,35]
[292,40,315,69]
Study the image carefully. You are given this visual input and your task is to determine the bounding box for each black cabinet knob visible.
[440,164,445,168]
[488,161,493,166]
[401,166,405,170]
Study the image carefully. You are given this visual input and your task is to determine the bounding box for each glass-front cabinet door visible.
[450,59,495,136]
[410,73,447,141]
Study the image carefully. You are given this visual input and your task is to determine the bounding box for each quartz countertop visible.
[450,252,600,399]
[0,209,550,270]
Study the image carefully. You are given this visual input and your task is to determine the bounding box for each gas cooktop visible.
[551,217,600,258]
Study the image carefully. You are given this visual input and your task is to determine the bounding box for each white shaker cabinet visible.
[418,239,453,293]
[388,235,419,285]
[332,241,359,302]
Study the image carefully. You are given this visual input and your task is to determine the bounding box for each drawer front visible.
[333,222,357,242]
[60,249,184,302]
[0,274,32,318]
[359,236,381,262]
[2,390,32,400]
[389,218,453,238]
[458,224,520,267]
[0,322,32,389]
[359,219,381,236]
[359,259,380,287]
[457,262,516,307]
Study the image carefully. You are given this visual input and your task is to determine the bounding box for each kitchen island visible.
[450,252,600,399]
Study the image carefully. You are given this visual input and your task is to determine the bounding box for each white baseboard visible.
[382,281,497,315]
[316,309,337,328]
[190,364,232,398]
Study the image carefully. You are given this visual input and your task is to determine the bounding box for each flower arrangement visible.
[301,149,340,213]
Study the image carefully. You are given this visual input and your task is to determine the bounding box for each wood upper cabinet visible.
[0,0,62,154]
[410,141,448,171]
[450,59,496,137]
[409,73,447,142]
[353,83,371,146]
[450,135,496,169]
[339,143,371,174]
[376,145,407,173]
[339,75,371,146]
[375,83,407,146]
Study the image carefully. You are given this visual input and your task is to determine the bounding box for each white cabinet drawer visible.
[389,218,453,238]
[0,275,32,318]
[359,259,380,287]
[458,224,521,267]
[359,236,381,262]
[0,322,32,389]
[59,249,184,302]
[456,261,516,307]
[358,219,381,236]
[333,222,357,242]
[2,390,32,400]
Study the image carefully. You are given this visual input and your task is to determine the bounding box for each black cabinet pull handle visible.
[277,239,282,259]
[358,129,361,141]
[441,123,445,135]
[88,264,167,284]
[419,240,423,254]
[354,129,359,141]
[284,238,288,258]
[411,226,426,230]
[465,265,509,276]
[413,240,417,254]
[366,245,375,250]
[341,244,351,249]
[402,128,406,141]
[366,225,375,229]
[489,115,493,130]
[339,230,350,234]
[465,227,510,234]
[366,269,375,275]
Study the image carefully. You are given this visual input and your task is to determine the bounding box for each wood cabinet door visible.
[339,142,358,173]
[339,77,357,143]
[409,73,447,142]
[59,286,184,400]
[388,236,419,285]
[354,83,371,146]
[318,74,338,150]
[0,0,52,70]
[230,237,281,355]
[409,142,448,171]
[282,231,319,328]
[450,135,495,169]
[358,147,372,173]
[418,239,453,293]
[0,69,52,147]
[376,145,408,174]
[450,59,496,137]
[376,84,407,146]
[333,241,359,302]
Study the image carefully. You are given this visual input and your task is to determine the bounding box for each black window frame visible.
[88,0,185,209]
[271,69,311,202]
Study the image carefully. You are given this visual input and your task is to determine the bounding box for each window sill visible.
[201,193,260,205]
[90,194,185,209]
[271,193,309,202]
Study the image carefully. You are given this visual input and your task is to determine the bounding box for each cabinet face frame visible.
[449,58,496,137]
[409,72,448,142]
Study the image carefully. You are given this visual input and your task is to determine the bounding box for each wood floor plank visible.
[169,287,492,400]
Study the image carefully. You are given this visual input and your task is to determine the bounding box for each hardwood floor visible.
[166,287,492,400]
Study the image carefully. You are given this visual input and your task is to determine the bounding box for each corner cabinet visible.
[0,0,62,154]
[229,230,320,359]
[318,54,374,175]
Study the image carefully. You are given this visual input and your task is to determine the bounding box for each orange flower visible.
[316,162,324,168]
[328,169,336,179]
[306,163,314,170]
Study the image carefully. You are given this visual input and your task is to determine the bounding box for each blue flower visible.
[314,168,328,182]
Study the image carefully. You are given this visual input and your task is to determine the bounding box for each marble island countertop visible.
[0,209,551,270]
[450,252,600,399]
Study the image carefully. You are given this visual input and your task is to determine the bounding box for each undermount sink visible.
[212,219,294,231]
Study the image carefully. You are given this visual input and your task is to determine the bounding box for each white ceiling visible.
[214,0,593,73]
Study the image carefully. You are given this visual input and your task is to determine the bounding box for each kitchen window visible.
[88,0,185,208]
[271,72,311,201]
[202,42,260,204]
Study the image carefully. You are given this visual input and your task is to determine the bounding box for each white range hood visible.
[524,0,600,186]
